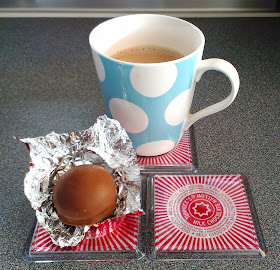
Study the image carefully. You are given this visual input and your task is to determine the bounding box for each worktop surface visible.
[0,17,279,269]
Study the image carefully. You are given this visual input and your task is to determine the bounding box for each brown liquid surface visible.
[107,45,184,63]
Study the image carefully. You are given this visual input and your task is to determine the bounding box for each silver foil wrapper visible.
[20,115,141,247]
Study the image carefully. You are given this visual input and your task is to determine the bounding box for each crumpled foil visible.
[20,115,141,247]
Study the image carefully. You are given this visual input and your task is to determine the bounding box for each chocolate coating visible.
[53,165,117,226]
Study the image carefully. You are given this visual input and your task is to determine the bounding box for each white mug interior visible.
[89,14,205,61]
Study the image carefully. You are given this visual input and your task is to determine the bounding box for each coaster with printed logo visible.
[148,174,265,259]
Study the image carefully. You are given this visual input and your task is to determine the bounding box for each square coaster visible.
[30,213,139,253]
[153,175,261,253]
[23,212,145,262]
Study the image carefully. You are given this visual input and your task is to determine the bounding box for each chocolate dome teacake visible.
[52,165,117,226]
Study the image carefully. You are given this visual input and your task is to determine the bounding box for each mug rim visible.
[89,14,205,66]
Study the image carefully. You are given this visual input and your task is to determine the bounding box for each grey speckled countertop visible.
[1,17,279,269]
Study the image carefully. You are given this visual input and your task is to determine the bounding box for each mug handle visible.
[183,58,240,130]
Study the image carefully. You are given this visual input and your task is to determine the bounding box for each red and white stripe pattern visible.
[30,213,139,252]
[137,130,192,165]
[154,175,259,251]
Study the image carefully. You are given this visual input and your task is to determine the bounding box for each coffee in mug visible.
[107,45,184,63]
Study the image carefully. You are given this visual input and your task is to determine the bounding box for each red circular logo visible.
[179,193,223,227]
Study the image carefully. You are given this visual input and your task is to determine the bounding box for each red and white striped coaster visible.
[30,213,139,253]
[137,130,192,166]
[154,175,260,251]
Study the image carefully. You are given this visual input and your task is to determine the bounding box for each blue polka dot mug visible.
[89,14,239,156]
